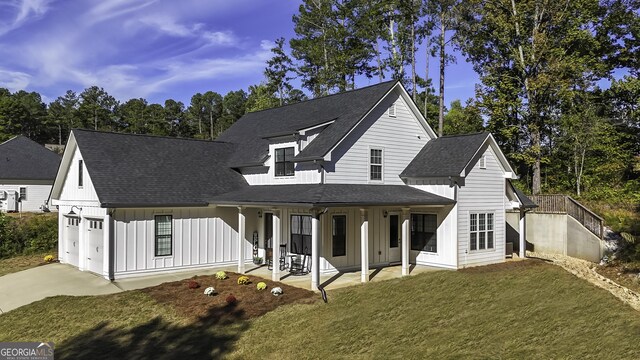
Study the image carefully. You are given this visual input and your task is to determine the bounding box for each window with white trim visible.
[332,215,346,257]
[411,214,437,252]
[370,148,383,181]
[470,213,494,251]
[479,155,486,169]
[275,147,295,177]
[78,160,84,187]
[19,187,26,201]
[155,215,172,256]
[290,215,312,255]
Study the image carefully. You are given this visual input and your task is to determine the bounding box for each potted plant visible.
[253,256,263,265]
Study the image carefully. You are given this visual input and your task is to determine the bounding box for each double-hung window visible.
[155,215,172,256]
[332,215,347,257]
[290,215,312,255]
[19,187,26,201]
[411,214,437,252]
[470,213,494,251]
[275,147,295,177]
[370,148,383,181]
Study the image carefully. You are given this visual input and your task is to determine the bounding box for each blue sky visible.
[0,0,479,106]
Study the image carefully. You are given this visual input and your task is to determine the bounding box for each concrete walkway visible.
[0,263,121,314]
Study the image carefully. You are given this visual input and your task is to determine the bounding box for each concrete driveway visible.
[0,263,121,314]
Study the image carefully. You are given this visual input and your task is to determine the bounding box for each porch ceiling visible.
[208,184,455,208]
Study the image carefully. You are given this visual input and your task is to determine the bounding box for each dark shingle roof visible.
[510,182,538,209]
[72,130,248,207]
[209,184,455,207]
[217,80,398,167]
[0,136,61,180]
[401,133,490,178]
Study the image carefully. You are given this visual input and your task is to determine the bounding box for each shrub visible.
[237,275,250,285]
[43,255,54,263]
[0,213,58,259]
[225,294,237,305]
[204,286,215,296]
[187,280,200,289]
[256,282,267,291]
[215,271,228,280]
[271,287,283,296]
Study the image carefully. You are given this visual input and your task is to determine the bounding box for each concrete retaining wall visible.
[505,211,602,262]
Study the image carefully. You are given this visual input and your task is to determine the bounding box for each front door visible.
[388,214,401,263]
[264,213,273,260]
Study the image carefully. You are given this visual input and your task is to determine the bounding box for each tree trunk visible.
[94,108,97,130]
[438,12,445,137]
[58,124,62,145]
[411,8,416,101]
[210,111,214,140]
[376,41,383,82]
[532,128,542,194]
[424,39,430,117]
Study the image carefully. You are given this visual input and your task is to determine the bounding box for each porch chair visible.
[266,245,288,271]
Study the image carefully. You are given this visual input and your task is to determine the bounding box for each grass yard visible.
[0,250,57,277]
[1,260,639,359]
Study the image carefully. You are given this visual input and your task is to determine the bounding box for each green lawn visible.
[1,260,639,359]
[0,251,56,277]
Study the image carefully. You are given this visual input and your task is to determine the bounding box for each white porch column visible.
[519,209,526,258]
[360,208,369,283]
[103,211,111,280]
[271,208,281,281]
[402,207,410,276]
[311,212,321,290]
[238,206,246,274]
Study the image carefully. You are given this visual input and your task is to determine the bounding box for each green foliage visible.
[443,99,484,135]
[0,213,58,259]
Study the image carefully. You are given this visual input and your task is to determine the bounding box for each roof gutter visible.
[100,202,210,208]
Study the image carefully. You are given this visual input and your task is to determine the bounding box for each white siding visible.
[0,181,53,212]
[325,90,432,184]
[240,140,322,185]
[58,145,100,203]
[111,207,257,278]
[457,146,506,267]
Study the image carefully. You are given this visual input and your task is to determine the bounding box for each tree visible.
[78,86,118,131]
[48,90,79,145]
[265,38,295,106]
[218,90,247,135]
[0,90,48,142]
[456,0,614,194]
[443,99,484,135]
[202,91,223,140]
[117,98,148,133]
[164,99,189,137]
[246,83,280,113]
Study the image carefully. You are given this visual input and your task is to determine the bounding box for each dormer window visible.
[275,147,295,177]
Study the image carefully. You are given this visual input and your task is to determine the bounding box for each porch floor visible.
[241,263,447,291]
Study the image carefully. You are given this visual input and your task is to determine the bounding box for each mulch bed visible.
[142,271,317,323]
[595,262,640,294]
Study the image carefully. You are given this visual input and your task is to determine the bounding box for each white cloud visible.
[0,69,31,91]
[86,0,157,25]
[0,0,51,36]
[137,15,238,47]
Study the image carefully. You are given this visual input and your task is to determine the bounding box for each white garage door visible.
[64,217,79,266]
[86,219,104,275]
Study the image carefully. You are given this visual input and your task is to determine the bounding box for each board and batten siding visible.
[112,207,257,277]
[0,181,53,212]
[325,91,432,184]
[457,146,506,267]
[58,145,100,203]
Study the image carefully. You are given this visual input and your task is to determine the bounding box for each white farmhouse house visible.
[50,81,533,289]
[0,136,61,212]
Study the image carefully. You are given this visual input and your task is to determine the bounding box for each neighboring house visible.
[50,81,531,288]
[0,136,61,212]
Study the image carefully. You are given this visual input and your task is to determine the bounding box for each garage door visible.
[86,219,104,275]
[64,217,79,266]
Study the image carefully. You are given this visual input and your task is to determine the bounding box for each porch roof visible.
[209,184,456,208]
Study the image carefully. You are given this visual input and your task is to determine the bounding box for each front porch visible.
[243,263,446,291]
